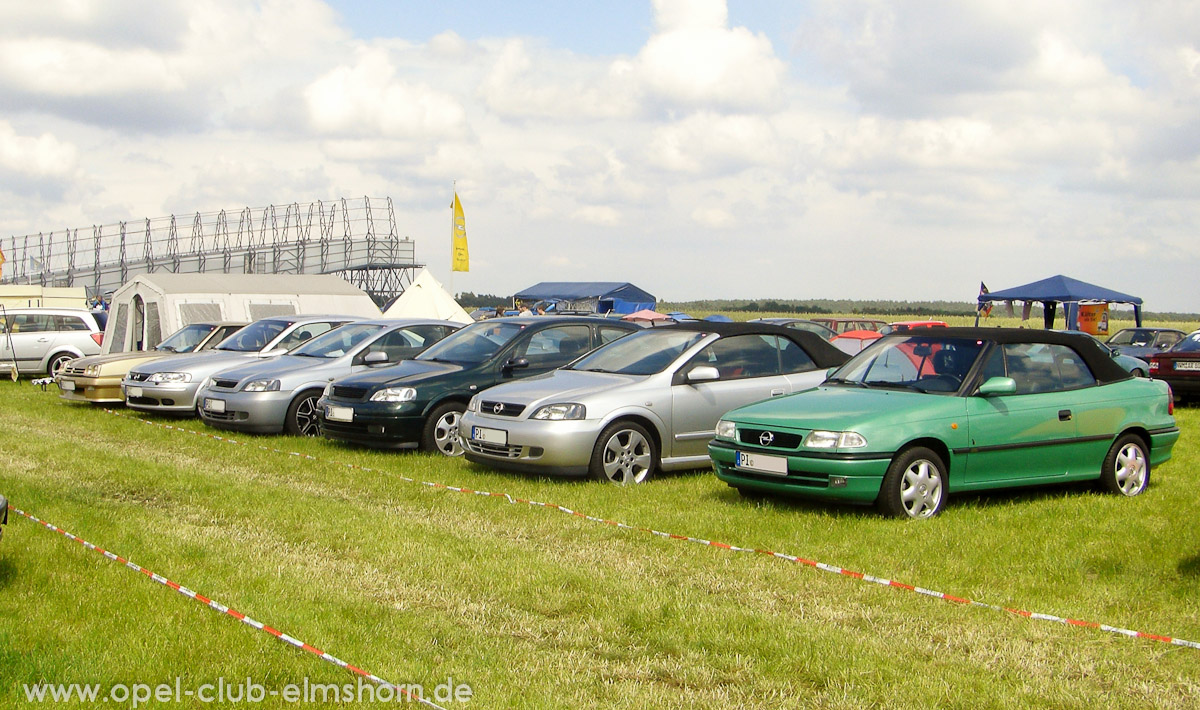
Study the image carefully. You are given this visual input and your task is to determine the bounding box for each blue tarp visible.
[977,274,1143,328]
[514,281,656,314]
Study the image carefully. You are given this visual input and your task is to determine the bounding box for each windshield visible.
[291,323,384,359]
[1108,329,1153,347]
[830,335,986,394]
[1172,332,1200,353]
[416,321,527,364]
[215,319,292,352]
[155,324,216,353]
[568,330,705,375]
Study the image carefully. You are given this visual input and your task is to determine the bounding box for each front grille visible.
[63,364,87,376]
[320,420,371,436]
[128,372,151,382]
[212,378,240,390]
[464,439,522,458]
[479,401,525,417]
[202,410,237,421]
[737,427,805,450]
[127,395,158,406]
[332,385,368,400]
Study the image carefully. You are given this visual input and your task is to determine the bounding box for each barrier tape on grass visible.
[103,408,1200,652]
[5,504,447,710]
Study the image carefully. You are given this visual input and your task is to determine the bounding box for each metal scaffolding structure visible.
[0,196,424,307]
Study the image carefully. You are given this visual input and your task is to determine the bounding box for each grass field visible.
[1,346,1199,707]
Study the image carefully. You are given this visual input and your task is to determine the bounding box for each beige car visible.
[58,321,246,404]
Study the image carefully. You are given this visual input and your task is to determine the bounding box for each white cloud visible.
[0,121,78,196]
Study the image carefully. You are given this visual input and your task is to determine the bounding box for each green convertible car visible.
[709,328,1179,518]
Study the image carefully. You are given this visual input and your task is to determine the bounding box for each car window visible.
[1156,332,1181,347]
[514,325,592,368]
[688,334,781,380]
[1001,343,1095,394]
[155,324,217,352]
[275,321,341,351]
[53,315,91,331]
[571,329,704,375]
[834,335,984,393]
[779,336,817,373]
[364,326,444,362]
[9,314,54,333]
[293,323,383,358]
[599,326,633,344]
[216,319,293,352]
[418,321,526,364]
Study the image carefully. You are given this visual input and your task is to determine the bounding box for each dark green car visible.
[709,328,1179,518]
[317,315,639,454]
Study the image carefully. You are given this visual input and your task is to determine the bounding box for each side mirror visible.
[503,356,530,371]
[978,376,1016,396]
[687,365,720,383]
[362,351,389,365]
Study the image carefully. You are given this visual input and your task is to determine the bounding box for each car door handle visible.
[771,388,785,397]
[37,337,50,342]
[1058,409,1072,421]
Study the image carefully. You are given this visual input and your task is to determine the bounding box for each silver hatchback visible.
[459,322,849,483]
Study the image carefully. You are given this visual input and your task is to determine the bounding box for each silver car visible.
[196,318,461,435]
[459,322,849,483]
[122,314,363,415]
[0,307,106,376]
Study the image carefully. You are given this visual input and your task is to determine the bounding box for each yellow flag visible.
[451,192,469,272]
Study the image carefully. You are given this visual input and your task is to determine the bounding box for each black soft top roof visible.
[654,320,850,368]
[882,327,1131,383]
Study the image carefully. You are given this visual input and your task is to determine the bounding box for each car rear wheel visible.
[590,421,657,484]
[48,352,74,376]
[877,446,946,519]
[422,402,465,456]
[285,391,322,436]
[1099,434,1149,496]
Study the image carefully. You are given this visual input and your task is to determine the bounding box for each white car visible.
[0,307,106,376]
[460,322,849,483]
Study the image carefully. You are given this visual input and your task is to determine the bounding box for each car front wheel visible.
[422,402,465,456]
[590,421,657,484]
[1099,434,1149,496]
[48,353,74,376]
[285,391,322,436]
[877,446,946,519]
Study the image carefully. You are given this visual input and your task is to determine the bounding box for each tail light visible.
[90,332,104,346]
[1148,359,1159,372]
[1167,385,1174,416]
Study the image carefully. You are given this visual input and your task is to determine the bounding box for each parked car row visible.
[46,313,1183,519]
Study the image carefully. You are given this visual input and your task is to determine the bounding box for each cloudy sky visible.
[1,0,1198,310]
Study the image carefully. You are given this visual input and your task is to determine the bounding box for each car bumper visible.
[459,411,596,476]
[197,389,293,434]
[708,440,892,503]
[316,397,425,448]
[1149,426,1180,467]
[122,380,203,414]
[1155,374,1200,397]
[57,374,125,403]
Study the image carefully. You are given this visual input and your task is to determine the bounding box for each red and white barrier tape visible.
[103,408,1200,651]
[5,504,447,710]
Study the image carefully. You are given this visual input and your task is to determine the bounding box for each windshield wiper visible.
[827,376,868,388]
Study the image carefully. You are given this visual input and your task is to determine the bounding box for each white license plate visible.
[326,405,354,422]
[735,451,788,476]
[470,426,508,445]
[203,398,226,413]
[59,379,76,391]
[127,386,143,398]
[1175,361,1200,371]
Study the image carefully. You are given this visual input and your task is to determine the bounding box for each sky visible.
[0,0,1198,311]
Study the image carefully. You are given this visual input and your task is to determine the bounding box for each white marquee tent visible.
[382,268,472,324]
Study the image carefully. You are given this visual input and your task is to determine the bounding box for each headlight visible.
[370,387,417,402]
[715,419,736,440]
[803,430,867,449]
[467,395,480,412]
[147,372,190,384]
[530,403,586,420]
[85,364,101,376]
[242,379,280,392]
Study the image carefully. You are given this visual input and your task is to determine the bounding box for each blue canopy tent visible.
[976,274,1143,329]
[513,282,656,315]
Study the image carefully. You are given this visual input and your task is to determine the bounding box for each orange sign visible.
[1078,303,1109,335]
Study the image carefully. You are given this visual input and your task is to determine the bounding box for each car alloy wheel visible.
[591,421,657,484]
[423,402,465,456]
[286,391,322,437]
[1100,434,1149,496]
[48,353,74,376]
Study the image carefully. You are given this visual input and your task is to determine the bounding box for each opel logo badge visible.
[493,402,505,415]
[759,431,775,446]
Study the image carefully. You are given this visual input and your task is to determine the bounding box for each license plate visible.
[326,405,353,422]
[1175,361,1200,371]
[203,398,226,413]
[735,450,788,476]
[59,379,76,391]
[127,386,143,398]
[471,426,508,445]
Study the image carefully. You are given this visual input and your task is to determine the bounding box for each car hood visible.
[71,351,177,368]
[211,354,333,383]
[724,385,965,430]
[333,358,464,388]
[481,369,642,405]
[129,350,265,376]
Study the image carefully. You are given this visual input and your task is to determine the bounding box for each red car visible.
[1148,330,1200,402]
[811,317,888,334]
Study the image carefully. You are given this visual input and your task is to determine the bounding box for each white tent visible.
[383,268,473,324]
[103,273,381,353]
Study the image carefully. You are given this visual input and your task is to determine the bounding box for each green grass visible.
[1,377,1199,708]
